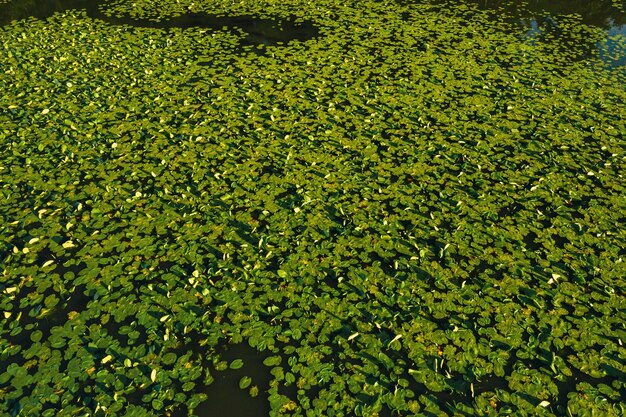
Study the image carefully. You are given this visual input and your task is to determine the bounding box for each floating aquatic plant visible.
[0,0,625,416]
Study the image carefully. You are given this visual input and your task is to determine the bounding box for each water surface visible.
[415,0,626,66]
[0,0,320,47]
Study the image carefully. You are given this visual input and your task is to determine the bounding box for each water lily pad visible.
[239,376,252,389]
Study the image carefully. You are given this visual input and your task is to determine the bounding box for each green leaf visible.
[30,330,43,343]
[229,359,244,370]
[239,376,252,389]
[263,356,282,367]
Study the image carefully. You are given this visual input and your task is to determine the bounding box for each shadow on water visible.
[0,0,320,48]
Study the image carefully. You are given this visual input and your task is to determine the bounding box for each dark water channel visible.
[0,0,320,47]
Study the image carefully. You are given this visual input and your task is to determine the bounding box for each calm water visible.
[1,0,624,65]
[461,0,626,66]
[468,0,626,28]
[0,0,320,47]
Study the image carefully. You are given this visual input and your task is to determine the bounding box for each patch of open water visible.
[1,0,624,66]
[435,0,626,67]
[0,0,320,47]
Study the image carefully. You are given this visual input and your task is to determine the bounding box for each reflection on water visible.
[0,0,320,47]
[1,0,624,65]
[469,0,626,29]
[603,22,626,65]
[444,0,626,66]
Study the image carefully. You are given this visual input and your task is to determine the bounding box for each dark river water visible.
[460,0,626,66]
[0,0,320,47]
[1,0,625,65]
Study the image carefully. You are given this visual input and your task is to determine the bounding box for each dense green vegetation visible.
[1,0,625,416]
